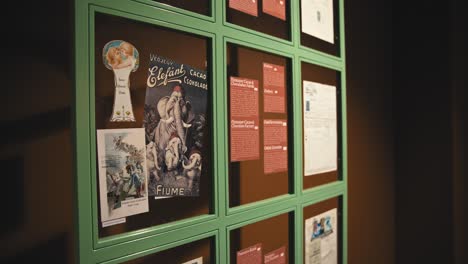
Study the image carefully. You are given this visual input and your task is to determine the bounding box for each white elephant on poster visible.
[153,85,194,170]
[182,150,202,191]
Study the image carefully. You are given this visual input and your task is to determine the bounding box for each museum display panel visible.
[226,42,293,207]
[94,12,213,238]
[74,1,347,263]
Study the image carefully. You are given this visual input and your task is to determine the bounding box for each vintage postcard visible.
[305,208,338,264]
[97,128,149,223]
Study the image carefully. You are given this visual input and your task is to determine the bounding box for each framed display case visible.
[74,0,347,263]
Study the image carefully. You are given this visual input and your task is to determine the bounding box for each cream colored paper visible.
[301,0,335,43]
[97,128,149,223]
[305,208,338,264]
[181,256,203,264]
[303,81,337,176]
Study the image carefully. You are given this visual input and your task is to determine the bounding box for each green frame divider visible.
[74,0,348,263]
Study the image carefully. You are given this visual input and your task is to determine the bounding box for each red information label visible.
[264,246,286,264]
[229,0,259,17]
[263,119,288,174]
[263,63,286,113]
[237,243,263,264]
[262,0,286,21]
[230,77,260,162]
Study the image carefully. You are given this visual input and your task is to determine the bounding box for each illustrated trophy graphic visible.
[103,40,139,122]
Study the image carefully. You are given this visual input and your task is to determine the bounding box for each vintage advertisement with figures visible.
[97,128,149,224]
[305,208,338,264]
[144,54,208,197]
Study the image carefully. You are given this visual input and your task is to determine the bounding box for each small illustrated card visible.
[97,128,149,224]
[102,40,140,122]
[305,208,338,264]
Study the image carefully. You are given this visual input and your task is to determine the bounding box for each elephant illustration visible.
[164,135,183,171]
[182,149,202,191]
[146,141,160,180]
[153,85,194,170]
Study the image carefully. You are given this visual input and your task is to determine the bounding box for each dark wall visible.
[394,0,467,263]
[345,0,395,264]
[451,1,468,263]
[0,1,75,263]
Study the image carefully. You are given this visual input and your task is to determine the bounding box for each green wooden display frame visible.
[74,0,348,263]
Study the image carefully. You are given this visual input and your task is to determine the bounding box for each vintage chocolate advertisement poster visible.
[304,208,338,264]
[97,128,149,224]
[144,54,208,197]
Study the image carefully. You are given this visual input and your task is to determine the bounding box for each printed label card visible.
[230,77,260,162]
[97,128,149,223]
[263,119,288,174]
[263,0,286,20]
[263,63,286,113]
[237,243,263,264]
[144,54,208,197]
[229,0,259,17]
[264,246,286,264]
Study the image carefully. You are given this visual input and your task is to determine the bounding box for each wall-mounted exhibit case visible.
[74,0,347,263]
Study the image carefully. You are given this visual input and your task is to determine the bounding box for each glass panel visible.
[123,237,214,263]
[303,197,342,264]
[152,0,211,16]
[94,13,213,238]
[226,0,291,40]
[301,62,342,190]
[227,43,293,207]
[230,212,294,263]
[300,0,340,56]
